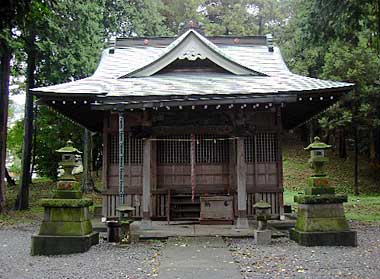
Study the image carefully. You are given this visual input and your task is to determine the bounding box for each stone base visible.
[254,229,272,245]
[31,232,99,255]
[140,219,153,230]
[290,228,357,246]
[235,217,249,229]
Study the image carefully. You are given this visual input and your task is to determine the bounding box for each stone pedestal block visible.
[31,198,99,255]
[290,229,357,246]
[31,232,99,255]
[290,195,357,247]
[254,229,272,245]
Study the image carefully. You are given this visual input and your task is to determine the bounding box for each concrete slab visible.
[92,219,294,239]
[158,237,241,279]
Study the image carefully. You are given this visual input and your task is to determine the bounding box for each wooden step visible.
[171,201,200,205]
[171,208,200,213]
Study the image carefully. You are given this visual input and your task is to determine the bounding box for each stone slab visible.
[290,228,357,247]
[40,198,93,208]
[158,237,241,279]
[31,232,99,255]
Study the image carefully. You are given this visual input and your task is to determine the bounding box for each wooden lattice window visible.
[244,136,255,163]
[157,135,190,164]
[157,135,230,164]
[244,133,278,163]
[109,134,143,164]
[195,135,229,163]
[255,132,278,162]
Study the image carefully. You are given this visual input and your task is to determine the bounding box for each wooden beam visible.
[91,94,298,110]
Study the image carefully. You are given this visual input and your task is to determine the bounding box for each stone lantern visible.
[253,200,272,245]
[305,136,331,176]
[304,137,334,195]
[56,140,82,181]
[31,141,99,255]
[290,136,357,246]
[54,140,82,197]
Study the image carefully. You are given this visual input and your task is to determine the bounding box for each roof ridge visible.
[118,29,268,78]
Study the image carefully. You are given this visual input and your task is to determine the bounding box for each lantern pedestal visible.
[290,196,357,246]
[31,141,99,255]
[31,198,99,255]
[290,137,357,247]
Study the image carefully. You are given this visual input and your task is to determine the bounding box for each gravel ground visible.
[0,225,163,279]
[226,221,380,279]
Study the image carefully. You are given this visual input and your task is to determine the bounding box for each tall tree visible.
[0,0,32,212]
[15,0,105,208]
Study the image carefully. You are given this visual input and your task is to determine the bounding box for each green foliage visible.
[104,0,172,37]
[7,120,24,159]
[35,107,83,179]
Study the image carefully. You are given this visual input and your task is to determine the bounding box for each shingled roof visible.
[31,29,354,130]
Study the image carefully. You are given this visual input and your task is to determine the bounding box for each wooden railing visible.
[102,190,170,219]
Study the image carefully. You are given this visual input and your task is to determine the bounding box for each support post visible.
[236,137,248,229]
[118,112,125,206]
[142,138,152,229]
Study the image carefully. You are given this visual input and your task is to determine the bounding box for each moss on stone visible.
[44,207,88,222]
[40,198,93,208]
[304,186,335,195]
[294,194,347,204]
[295,216,349,232]
[39,220,93,236]
[53,190,82,199]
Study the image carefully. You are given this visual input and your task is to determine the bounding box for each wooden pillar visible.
[276,106,285,220]
[101,116,109,217]
[236,137,249,229]
[142,138,152,229]
[118,112,125,206]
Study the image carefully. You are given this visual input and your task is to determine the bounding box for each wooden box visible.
[200,196,234,225]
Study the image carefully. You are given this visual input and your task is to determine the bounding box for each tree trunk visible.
[258,15,263,35]
[338,127,347,159]
[15,31,36,210]
[0,41,11,212]
[354,125,359,195]
[30,100,38,182]
[5,168,16,186]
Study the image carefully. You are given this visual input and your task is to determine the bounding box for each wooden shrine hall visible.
[32,25,353,228]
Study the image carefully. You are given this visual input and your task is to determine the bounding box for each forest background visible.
[1,0,380,212]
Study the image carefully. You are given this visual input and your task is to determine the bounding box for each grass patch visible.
[282,134,380,194]
[0,177,102,227]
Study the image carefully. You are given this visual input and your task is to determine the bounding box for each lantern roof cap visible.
[253,200,271,209]
[56,140,82,154]
[116,205,135,212]
[304,136,332,151]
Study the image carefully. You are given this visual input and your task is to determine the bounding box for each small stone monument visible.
[253,201,272,245]
[106,205,135,244]
[290,137,357,246]
[31,140,99,255]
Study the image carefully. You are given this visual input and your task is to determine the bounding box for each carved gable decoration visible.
[119,29,267,78]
